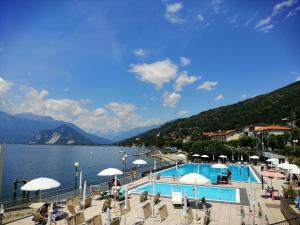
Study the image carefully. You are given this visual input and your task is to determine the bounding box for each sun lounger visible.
[141,202,152,220]
[153,193,161,205]
[102,199,111,212]
[172,192,183,208]
[86,218,94,225]
[67,215,76,225]
[203,209,211,225]
[83,197,92,208]
[32,212,47,224]
[110,217,121,225]
[119,199,131,215]
[139,191,148,202]
[186,208,194,224]
[75,212,85,225]
[93,214,103,225]
[158,204,168,222]
[67,205,77,215]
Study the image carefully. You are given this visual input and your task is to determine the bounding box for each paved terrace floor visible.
[7,165,287,225]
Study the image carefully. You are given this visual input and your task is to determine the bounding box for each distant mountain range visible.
[30,124,93,145]
[0,111,112,145]
[120,81,300,146]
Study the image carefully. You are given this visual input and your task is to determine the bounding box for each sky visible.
[0,0,300,138]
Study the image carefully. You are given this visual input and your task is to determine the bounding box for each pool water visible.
[159,163,259,183]
[130,182,239,203]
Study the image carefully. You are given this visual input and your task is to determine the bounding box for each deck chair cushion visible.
[67,216,76,225]
[142,202,152,219]
[158,204,168,222]
[93,214,103,225]
[75,212,85,225]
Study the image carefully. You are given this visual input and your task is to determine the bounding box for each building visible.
[253,125,291,136]
[202,130,242,141]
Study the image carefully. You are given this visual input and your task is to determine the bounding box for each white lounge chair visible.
[172,192,183,208]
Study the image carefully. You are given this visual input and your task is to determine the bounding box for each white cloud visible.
[0,79,160,135]
[134,48,147,57]
[174,72,199,91]
[211,0,223,14]
[296,76,300,81]
[241,93,247,99]
[164,2,185,24]
[197,81,218,91]
[0,77,12,95]
[178,110,188,117]
[287,6,300,17]
[290,72,300,81]
[255,0,297,32]
[197,14,204,22]
[180,57,191,66]
[129,59,178,89]
[214,94,224,101]
[162,91,181,108]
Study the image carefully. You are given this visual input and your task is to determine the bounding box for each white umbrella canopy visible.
[132,159,147,165]
[266,158,276,162]
[211,164,228,169]
[177,154,187,159]
[278,163,297,170]
[97,168,123,176]
[21,177,60,191]
[201,155,209,158]
[219,155,227,158]
[180,173,210,185]
[192,154,200,157]
[290,167,300,175]
[250,155,259,159]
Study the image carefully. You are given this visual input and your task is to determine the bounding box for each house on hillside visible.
[253,125,291,136]
[202,130,242,141]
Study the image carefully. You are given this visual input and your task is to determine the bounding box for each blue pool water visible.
[159,163,259,183]
[130,182,239,203]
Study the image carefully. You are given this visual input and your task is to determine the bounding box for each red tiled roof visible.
[202,130,236,137]
[254,125,291,131]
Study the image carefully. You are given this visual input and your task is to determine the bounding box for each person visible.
[227,170,232,183]
[13,179,18,197]
[22,177,27,198]
[40,204,49,218]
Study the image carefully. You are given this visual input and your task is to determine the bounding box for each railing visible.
[270,216,300,225]
[0,159,174,209]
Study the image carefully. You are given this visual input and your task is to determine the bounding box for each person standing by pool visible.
[227,170,232,184]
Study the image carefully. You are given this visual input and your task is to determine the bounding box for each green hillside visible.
[120,81,300,146]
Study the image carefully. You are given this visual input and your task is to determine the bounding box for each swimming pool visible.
[158,163,260,183]
[130,182,240,203]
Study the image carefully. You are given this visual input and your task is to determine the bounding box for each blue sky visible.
[0,0,300,137]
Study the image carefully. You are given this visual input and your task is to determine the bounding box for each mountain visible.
[109,124,161,142]
[120,81,300,146]
[0,111,112,144]
[30,124,92,145]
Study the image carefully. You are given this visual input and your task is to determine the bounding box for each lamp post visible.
[122,157,126,175]
[293,139,298,152]
[74,162,80,196]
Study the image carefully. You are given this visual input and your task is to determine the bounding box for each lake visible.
[1,144,157,201]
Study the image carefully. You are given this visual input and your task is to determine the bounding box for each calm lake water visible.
[1,144,156,201]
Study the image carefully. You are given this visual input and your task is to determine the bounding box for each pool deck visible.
[6,165,287,225]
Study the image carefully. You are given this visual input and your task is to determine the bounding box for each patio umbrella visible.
[97,168,123,176]
[249,155,259,159]
[211,164,228,169]
[177,154,187,161]
[183,191,188,223]
[46,202,53,225]
[124,185,128,225]
[261,171,285,187]
[266,158,276,162]
[201,155,209,158]
[219,155,227,158]
[21,177,60,201]
[179,173,210,185]
[82,181,87,209]
[105,207,112,225]
[132,159,147,167]
[193,154,200,157]
[290,167,300,175]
